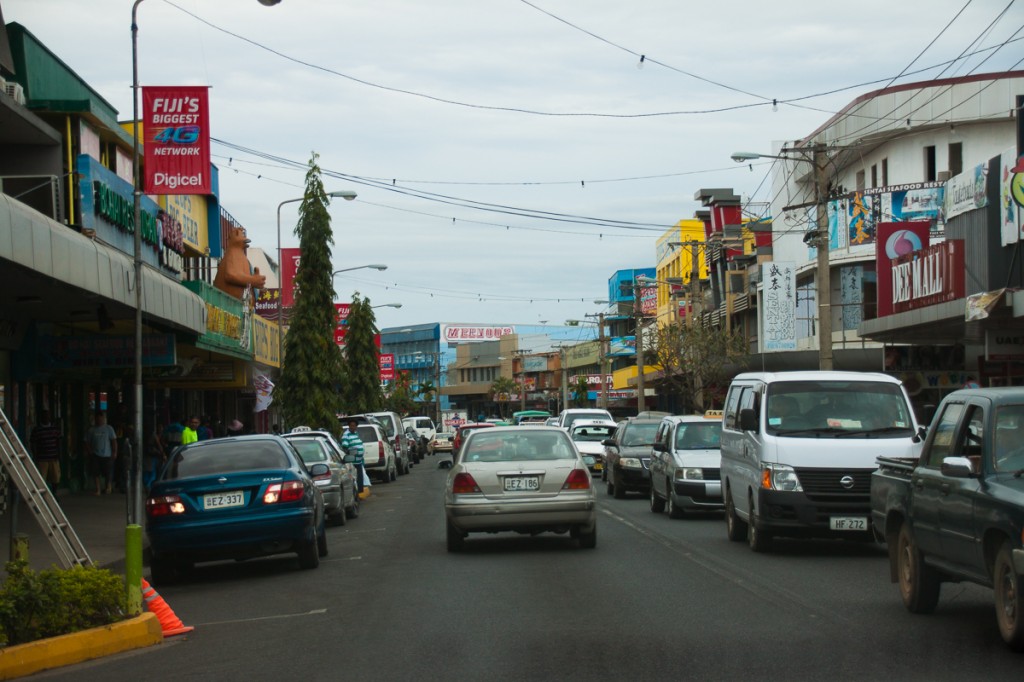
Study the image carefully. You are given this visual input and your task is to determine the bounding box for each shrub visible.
[0,560,127,646]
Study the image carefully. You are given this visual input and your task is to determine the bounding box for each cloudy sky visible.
[5,0,1023,331]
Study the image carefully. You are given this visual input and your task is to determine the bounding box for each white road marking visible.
[197,608,328,627]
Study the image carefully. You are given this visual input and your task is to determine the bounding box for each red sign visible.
[255,288,280,319]
[335,303,351,328]
[891,240,964,314]
[379,353,395,381]
[875,221,931,317]
[334,326,348,346]
[281,248,301,307]
[142,86,211,194]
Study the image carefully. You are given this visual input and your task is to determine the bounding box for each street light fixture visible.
[332,263,387,276]
[277,189,358,380]
[371,303,402,309]
[731,146,832,370]
[128,0,280,616]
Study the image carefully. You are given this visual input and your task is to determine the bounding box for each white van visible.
[719,371,922,552]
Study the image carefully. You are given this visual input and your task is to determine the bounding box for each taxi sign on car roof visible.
[704,410,723,419]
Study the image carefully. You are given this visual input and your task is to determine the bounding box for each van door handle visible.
[940,483,950,495]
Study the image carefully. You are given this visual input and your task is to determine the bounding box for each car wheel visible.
[994,542,1024,650]
[577,523,597,549]
[149,553,177,586]
[724,488,747,542]
[446,520,464,552]
[649,482,665,513]
[896,522,940,613]
[346,493,360,519]
[613,472,627,499]
[667,485,685,519]
[297,532,321,569]
[317,524,329,558]
[747,494,773,553]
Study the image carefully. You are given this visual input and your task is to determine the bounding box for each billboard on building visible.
[1000,148,1024,246]
[760,262,796,352]
[875,221,931,318]
[142,86,211,194]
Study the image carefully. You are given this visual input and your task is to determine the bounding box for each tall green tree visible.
[275,152,344,433]
[384,370,417,415]
[570,376,590,407]
[490,376,516,419]
[339,293,383,413]
[648,319,748,413]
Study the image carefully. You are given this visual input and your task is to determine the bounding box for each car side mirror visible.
[308,463,330,477]
[940,456,975,478]
[739,408,758,431]
[342,454,357,464]
[602,439,617,447]
[652,442,667,452]
[913,425,927,443]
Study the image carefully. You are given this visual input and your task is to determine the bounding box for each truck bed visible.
[875,455,918,477]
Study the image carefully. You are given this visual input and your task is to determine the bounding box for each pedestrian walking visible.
[341,419,366,496]
[182,416,200,445]
[226,419,245,437]
[29,409,61,492]
[85,412,117,496]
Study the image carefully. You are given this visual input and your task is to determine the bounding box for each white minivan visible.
[719,371,922,552]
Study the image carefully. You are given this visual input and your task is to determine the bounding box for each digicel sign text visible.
[142,85,212,195]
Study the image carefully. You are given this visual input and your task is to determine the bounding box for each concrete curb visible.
[0,612,163,679]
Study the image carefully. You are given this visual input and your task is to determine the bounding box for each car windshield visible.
[674,422,722,450]
[765,381,914,437]
[287,439,330,464]
[414,419,433,429]
[463,431,576,462]
[164,440,290,479]
[994,405,1024,472]
[571,426,615,442]
[564,412,611,429]
[622,422,659,446]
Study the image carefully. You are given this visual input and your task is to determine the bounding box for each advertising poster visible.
[840,266,863,331]
[1001,147,1024,246]
[142,85,211,194]
[875,221,930,318]
[945,161,988,221]
[281,248,301,307]
[379,353,395,381]
[760,262,796,352]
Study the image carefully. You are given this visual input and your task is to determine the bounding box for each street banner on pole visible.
[281,248,301,307]
[142,85,211,194]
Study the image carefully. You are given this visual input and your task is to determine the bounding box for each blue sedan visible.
[146,435,327,584]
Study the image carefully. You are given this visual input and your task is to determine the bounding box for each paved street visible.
[24,460,1024,681]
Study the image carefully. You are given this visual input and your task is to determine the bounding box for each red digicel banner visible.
[335,303,351,328]
[379,353,395,381]
[142,86,211,194]
[281,248,301,307]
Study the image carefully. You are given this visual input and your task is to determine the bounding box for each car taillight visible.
[562,469,591,490]
[264,481,305,504]
[377,442,386,464]
[147,495,185,517]
[451,473,481,494]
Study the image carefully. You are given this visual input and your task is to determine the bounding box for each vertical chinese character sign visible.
[761,262,796,351]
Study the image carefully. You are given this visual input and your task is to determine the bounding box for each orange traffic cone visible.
[141,578,195,637]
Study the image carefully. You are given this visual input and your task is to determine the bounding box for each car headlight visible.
[761,463,802,491]
[619,457,642,469]
[674,467,704,480]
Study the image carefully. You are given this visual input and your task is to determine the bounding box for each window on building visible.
[795,277,816,339]
[871,164,878,188]
[924,146,937,181]
[881,158,889,186]
[949,142,963,177]
[856,170,866,191]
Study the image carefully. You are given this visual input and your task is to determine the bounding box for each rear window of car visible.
[463,430,576,462]
[371,415,397,437]
[356,425,380,442]
[413,419,433,429]
[571,425,615,441]
[287,439,330,464]
[163,440,291,479]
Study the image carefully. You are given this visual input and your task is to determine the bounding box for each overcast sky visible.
[5,0,1023,331]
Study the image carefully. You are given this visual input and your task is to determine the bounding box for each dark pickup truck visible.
[871,387,1024,650]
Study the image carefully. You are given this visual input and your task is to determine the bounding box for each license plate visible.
[829,516,867,531]
[203,491,244,510]
[504,476,540,491]
[594,462,603,470]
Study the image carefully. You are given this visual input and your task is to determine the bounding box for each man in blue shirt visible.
[86,412,117,495]
[341,419,366,497]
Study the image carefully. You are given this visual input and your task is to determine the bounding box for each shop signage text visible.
[891,240,964,314]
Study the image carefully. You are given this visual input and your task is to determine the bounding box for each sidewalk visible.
[0,490,142,573]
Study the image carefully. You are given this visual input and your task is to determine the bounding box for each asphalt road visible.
[39,458,1023,681]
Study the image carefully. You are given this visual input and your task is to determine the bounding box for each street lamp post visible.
[276,190,358,380]
[732,147,833,370]
[129,0,281,617]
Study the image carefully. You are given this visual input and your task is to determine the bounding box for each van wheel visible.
[667,484,685,519]
[725,489,747,542]
[896,522,940,613]
[649,483,665,513]
[994,542,1024,650]
[747,494,773,553]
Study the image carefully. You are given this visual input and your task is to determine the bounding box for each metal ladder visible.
[0,408,92,568]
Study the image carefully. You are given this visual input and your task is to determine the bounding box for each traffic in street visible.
[42,449,1022,681]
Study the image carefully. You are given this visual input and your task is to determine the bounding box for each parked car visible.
[602,417,662,498]
[282,428,359,523]
[403,426,423,464]
[649,412,725,518]
[429,430,455,455]
[544,417,559,427]
[364,411,413,475]
[444,425,597,551]
[871,387,1024,650]
[451,422,496,459]
[354,422,398,483]
[146,435,327,585]
[568,419,617,474]
[556,408,614,431]
[402,416,436,443]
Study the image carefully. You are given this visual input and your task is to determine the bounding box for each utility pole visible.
[598,312,609,409]
[559,347,568,412]
[635,279,646,413]
[433,353,441,428]
[814,146,833,371]
[688,241,701,326]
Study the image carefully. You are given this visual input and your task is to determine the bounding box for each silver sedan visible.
[443,426,597,551]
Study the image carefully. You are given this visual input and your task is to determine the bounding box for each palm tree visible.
[490,376,517,419]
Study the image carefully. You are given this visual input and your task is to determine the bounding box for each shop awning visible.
[0,193,205,334]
